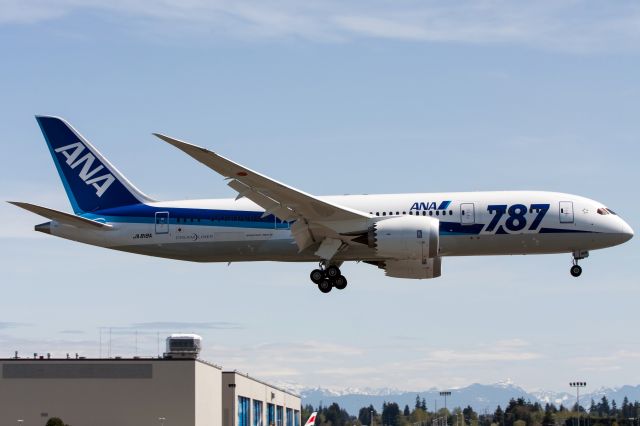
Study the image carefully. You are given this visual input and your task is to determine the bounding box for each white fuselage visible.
[44,191,633,263]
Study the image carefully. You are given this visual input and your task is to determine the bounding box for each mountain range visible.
[283,382,640,416]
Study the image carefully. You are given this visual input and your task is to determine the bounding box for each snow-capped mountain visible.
[293,383,640,416]
[529,389,573,406]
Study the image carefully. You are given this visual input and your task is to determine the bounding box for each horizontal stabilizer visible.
[8,201,112,229]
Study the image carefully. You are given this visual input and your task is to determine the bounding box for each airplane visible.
[10,116,634,293]
[304,412,317,426]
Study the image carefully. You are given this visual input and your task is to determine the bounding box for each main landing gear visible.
[570,250,589,277]
[310,263,348,293]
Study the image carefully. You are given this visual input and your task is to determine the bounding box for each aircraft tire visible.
[318,280,332,293]
[310,269,325,284]
[570,265,582,277]
[326,265,341,279]
[333,275,347,290]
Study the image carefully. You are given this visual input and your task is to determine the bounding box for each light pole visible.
[17,420,23,425]
[158,416,166,426]
[371,410,374,426]
[570,382,586,426]
[440,392,451,426]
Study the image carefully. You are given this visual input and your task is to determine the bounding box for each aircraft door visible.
[559,201,574,223]
[460,203,475,225]
[155,211,169,234]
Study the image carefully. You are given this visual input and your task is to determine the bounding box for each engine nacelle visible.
[383,257,442,279]
[365,216,439,261]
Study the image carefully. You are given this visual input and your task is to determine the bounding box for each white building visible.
[0,336,301,426]
[223,371,301,426]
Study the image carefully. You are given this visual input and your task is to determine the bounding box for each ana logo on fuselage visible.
[410,201,452,211]
[54,142,115,197]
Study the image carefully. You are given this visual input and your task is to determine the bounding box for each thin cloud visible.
[129,321,244,330]
[571,350,640,371]
[0,322,30,329]
[203,339,544,389]
[1,0,640,52]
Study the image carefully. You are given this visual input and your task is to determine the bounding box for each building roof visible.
[223,370,300,398]
[0,357,222,369]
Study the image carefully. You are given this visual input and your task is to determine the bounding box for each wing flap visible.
[227,179,297,221]
[8,201,112,229]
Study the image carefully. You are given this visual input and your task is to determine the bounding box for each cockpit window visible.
[597,208,609,215]
[606,208,617,215]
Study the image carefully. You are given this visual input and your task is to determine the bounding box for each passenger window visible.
[409,211,413,215]
[383,212,386,216]
[449,210,453,215]
[436,211,440,216]
[429,211,433,216]
[376,212,380,216]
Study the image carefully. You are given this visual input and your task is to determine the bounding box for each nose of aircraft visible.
[620,219,634,243]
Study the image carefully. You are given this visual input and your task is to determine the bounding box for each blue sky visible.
[1,1,639,394]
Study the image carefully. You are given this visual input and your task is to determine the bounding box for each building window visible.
[277,406,284,426]
[294,411,300,426]
[253,400,263,426]
[238,396,250,426]
[286,408,293,426]
[268,404,275,426]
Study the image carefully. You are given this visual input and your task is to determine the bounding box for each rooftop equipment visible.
[164,334,202,359]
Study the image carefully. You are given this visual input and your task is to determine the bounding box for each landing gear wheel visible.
[310,269,325,284]
[570,264,582,277]
[326,265,341,279]
[318,280,332,293]
[333,275,347,290]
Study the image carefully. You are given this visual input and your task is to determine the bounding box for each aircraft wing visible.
[154,133,372,255]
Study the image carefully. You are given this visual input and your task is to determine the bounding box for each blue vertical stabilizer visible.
[36,116,152,213]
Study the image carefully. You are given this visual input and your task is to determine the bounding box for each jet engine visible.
[382,257,442,279]
[355,216,439,261]
[353,216,441,279]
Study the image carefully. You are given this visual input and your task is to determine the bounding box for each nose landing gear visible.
[310,262,347,293]
[570,250,589,277]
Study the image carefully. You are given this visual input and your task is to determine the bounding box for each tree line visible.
[302,395,640,426]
